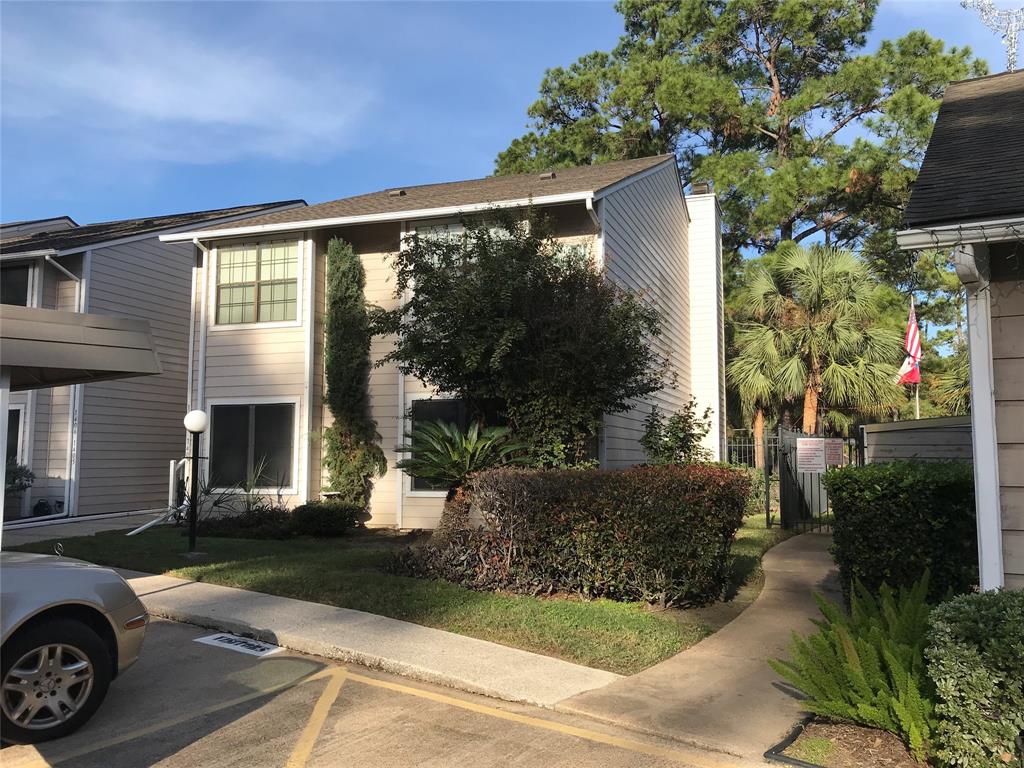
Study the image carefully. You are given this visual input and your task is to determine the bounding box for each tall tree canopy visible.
[369,211,664,466]
[496,0,986,268]
[729,243,903,435]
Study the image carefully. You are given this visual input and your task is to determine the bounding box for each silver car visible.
[1,552,147,744]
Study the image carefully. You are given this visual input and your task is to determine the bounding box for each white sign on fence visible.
[824,438,845,466]
[194,633,284,657]
[796,438,827,473]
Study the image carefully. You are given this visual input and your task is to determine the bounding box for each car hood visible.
[1,551,108,571]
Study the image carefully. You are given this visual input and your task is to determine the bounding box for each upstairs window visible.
[216,241,298,325]
[1,263,31,306]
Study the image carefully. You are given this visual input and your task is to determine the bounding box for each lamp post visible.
[183,409,208,554]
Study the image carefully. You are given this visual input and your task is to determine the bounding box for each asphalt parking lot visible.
[3,619,751,768]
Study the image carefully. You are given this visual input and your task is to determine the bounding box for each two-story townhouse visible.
[1,201,305,524]
[162,155,726,529]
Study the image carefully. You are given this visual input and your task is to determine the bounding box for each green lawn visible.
[11,514,788,675]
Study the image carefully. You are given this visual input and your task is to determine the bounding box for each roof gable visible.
[904,70,1024,229]
[193,155,676,236]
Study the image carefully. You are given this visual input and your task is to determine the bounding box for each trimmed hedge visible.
[395,464,750,606]
[823,461,976,602]
[198,499,360,540]
[291,499,361,537]
[926,590,1024,768]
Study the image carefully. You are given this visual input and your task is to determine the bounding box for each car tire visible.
[1,617,113,744]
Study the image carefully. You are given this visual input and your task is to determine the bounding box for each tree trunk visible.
[802,386,818,434]
[753,408,765,469]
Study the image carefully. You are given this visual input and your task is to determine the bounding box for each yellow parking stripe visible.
[2,667,333,768]
[285,668,347,768]
[344,671,742,768]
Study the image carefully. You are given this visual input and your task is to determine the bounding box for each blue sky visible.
[0,1,1013,224]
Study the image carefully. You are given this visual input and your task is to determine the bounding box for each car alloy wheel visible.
[2,643,95,729]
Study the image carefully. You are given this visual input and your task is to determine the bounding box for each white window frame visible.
[208,238,304,332]
[403,391,457,498]
[204,395,301,495]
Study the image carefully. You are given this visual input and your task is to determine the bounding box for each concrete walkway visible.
[122,570,620,709]
[556,533,840,759]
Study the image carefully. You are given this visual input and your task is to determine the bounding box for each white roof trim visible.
[159,192,594,243]
[897,215,1024,249]
[0,249,57,261]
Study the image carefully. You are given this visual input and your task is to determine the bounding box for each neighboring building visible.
[1,201,305,524]
[898,70,1024,591]
[162,155,727,529]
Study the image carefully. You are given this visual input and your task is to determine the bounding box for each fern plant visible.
[769,574,937,761]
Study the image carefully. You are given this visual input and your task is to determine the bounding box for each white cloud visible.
[1,5,376,164]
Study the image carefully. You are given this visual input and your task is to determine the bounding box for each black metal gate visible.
[772,427,859,532]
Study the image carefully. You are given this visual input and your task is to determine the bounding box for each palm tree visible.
[728,323,784,467]
[933,345,970,416]
[733,243,903,434]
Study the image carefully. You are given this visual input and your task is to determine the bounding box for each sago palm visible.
[396,420,527,496]
[735,243,902,434]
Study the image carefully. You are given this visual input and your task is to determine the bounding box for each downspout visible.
[192,239,211,412]
[585,195,605,271]
[192,238,211,492]
[953,243,1004,591]
[396,222,408,529]
[45,254,82,518]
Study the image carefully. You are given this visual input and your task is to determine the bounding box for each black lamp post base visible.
[182,551,209,561]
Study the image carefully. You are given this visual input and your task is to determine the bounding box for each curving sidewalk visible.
[555,533,840,759]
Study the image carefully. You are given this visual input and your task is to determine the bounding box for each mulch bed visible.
[784,721,925,768]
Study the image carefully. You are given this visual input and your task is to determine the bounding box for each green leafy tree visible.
[322,238,386,506]
[497,0,985,268]
[370,210,664,466]
[641,397,713,464]
[733,243,902,433]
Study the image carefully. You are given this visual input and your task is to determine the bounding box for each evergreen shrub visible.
[394,464,749,606]
[823,461,976,602]
[926,590,1024,768]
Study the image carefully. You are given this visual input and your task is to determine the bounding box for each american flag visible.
[897,299,921,385]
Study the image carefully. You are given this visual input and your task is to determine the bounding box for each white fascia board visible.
[1,249,58,260]
[591,157,678,203]
[54,202,307,256]
[159,192,593,243]
[896,216,1024,250]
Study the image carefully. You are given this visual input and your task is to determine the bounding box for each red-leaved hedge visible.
[394,464,750,606]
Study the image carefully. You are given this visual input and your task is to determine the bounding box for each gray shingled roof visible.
[0,201,305,255]
[206,155,675,233]
[904,70,1024,228]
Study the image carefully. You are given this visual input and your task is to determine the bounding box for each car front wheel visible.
[1,618,112,744]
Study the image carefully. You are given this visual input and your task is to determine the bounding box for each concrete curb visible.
[121,570,620,709]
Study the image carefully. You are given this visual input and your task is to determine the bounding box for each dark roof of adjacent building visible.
[0,201,305,255]
[204,155,675,233]
[904,70,1024,228]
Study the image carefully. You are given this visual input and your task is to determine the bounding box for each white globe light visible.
[183,409,209,434]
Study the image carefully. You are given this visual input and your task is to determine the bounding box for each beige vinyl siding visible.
[75,239,193,515]
[991,278,1024,589]
[197,236,311,506]
[599,163,692,468]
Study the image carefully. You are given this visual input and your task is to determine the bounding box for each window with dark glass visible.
[6,409,21,464]
[406,399,507,491]
[1,263,31,306]
[209,403,294,488]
